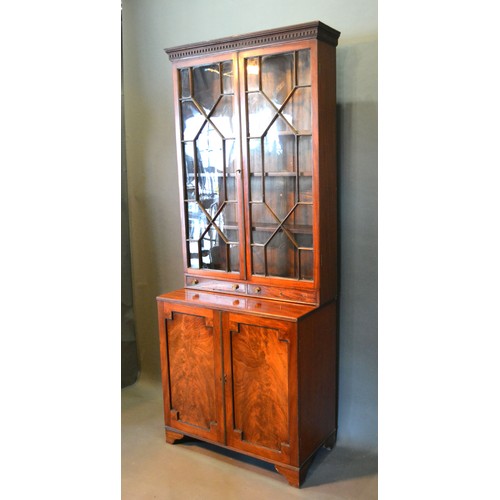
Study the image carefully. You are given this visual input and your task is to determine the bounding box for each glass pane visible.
[225,176,236,202]
[180,68,191,98]
[251,229,269,245]
[298,135,312,174]
[249,138,262,174]
[296,233,313,249]
[195,121,223,208]
[266,229,296,278]
[247,92,276,137]
[282,87,312,133]
[211,95,234,139]
[187,240,200,269]
[225,139,236,174]
[252,245,265,275]
[265,176,296,220]
[251,202,276,228]
[298,175,312,203]
[229,244,240,272]
[184,142,196,200]
[181,101,204,141]
[261,53,293,107]
[201,232,226,270]
[214,203,238,236]
[193,64,221,113]
[246,58,260,91]
[222,61,233,94]
[297,50,311,86]
[264,124,295,174]
[225,228,239,245]
[250,176,263,202]
[187,202,208,241]
[290,203,313,228]
[299,249,313,280]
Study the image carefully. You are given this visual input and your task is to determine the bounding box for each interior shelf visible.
[250,171,312,177]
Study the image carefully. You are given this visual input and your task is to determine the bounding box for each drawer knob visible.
[232,284,239,290]
[255,287,261,293]
[192,279,199,285]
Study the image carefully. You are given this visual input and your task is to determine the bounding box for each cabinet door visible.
[239,43,316,284]
[159,303,224,443]
[223,312,298,465]
[173,53,245,277]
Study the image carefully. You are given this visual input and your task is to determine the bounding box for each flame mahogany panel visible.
[160,304,224,443]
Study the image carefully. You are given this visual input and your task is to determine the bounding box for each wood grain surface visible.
[230,323,289,451]
[167,312,217,431]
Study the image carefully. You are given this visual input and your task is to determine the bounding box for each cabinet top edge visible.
[164,21,341,61]
[157,289,318,321]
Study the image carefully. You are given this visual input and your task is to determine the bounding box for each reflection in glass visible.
[222,61,234,94]
[246,58,260,91]
[211,95,234,139]
[196,121,223,208]
[184,142,196,200]
[247,93,275,137]
[263,124,295,173]
[193,64,220,113]
[181,101,204,140]
[283,87,312,132]
[180,68,191,98]
[297,50,311,86]
[248,138,262,174]
[262,53,293,107]
[225,139,236,174]
[187,202,208,241]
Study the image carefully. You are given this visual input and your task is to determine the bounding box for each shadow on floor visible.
[173,436,377,488]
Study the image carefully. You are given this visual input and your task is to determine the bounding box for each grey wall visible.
[122,0,377,451]
[121,37,139,388]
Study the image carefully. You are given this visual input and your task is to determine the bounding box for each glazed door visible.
[223,312,298,465]
[173,53,245,278]
[159,303,224,443]
[239,43,316,285]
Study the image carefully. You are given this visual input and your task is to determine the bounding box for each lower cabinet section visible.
[157,290,337,487]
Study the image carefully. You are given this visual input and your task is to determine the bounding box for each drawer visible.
[185,275,247,295]
[247,284,317,304]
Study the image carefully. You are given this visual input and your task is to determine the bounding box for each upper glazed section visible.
[165,21,341,61]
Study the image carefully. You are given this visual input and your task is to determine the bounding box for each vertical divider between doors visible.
[232,52,247,280]
[217,310,227,445]
[238,52,253,283]
[222,311,237,446]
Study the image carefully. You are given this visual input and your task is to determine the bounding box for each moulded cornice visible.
[165,21,341,61]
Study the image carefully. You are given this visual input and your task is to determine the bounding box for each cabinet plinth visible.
[158,22,340,487]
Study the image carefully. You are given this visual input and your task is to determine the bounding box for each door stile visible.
[213,309,226,444]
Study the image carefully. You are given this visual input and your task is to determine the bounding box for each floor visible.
[122,379,377,499]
